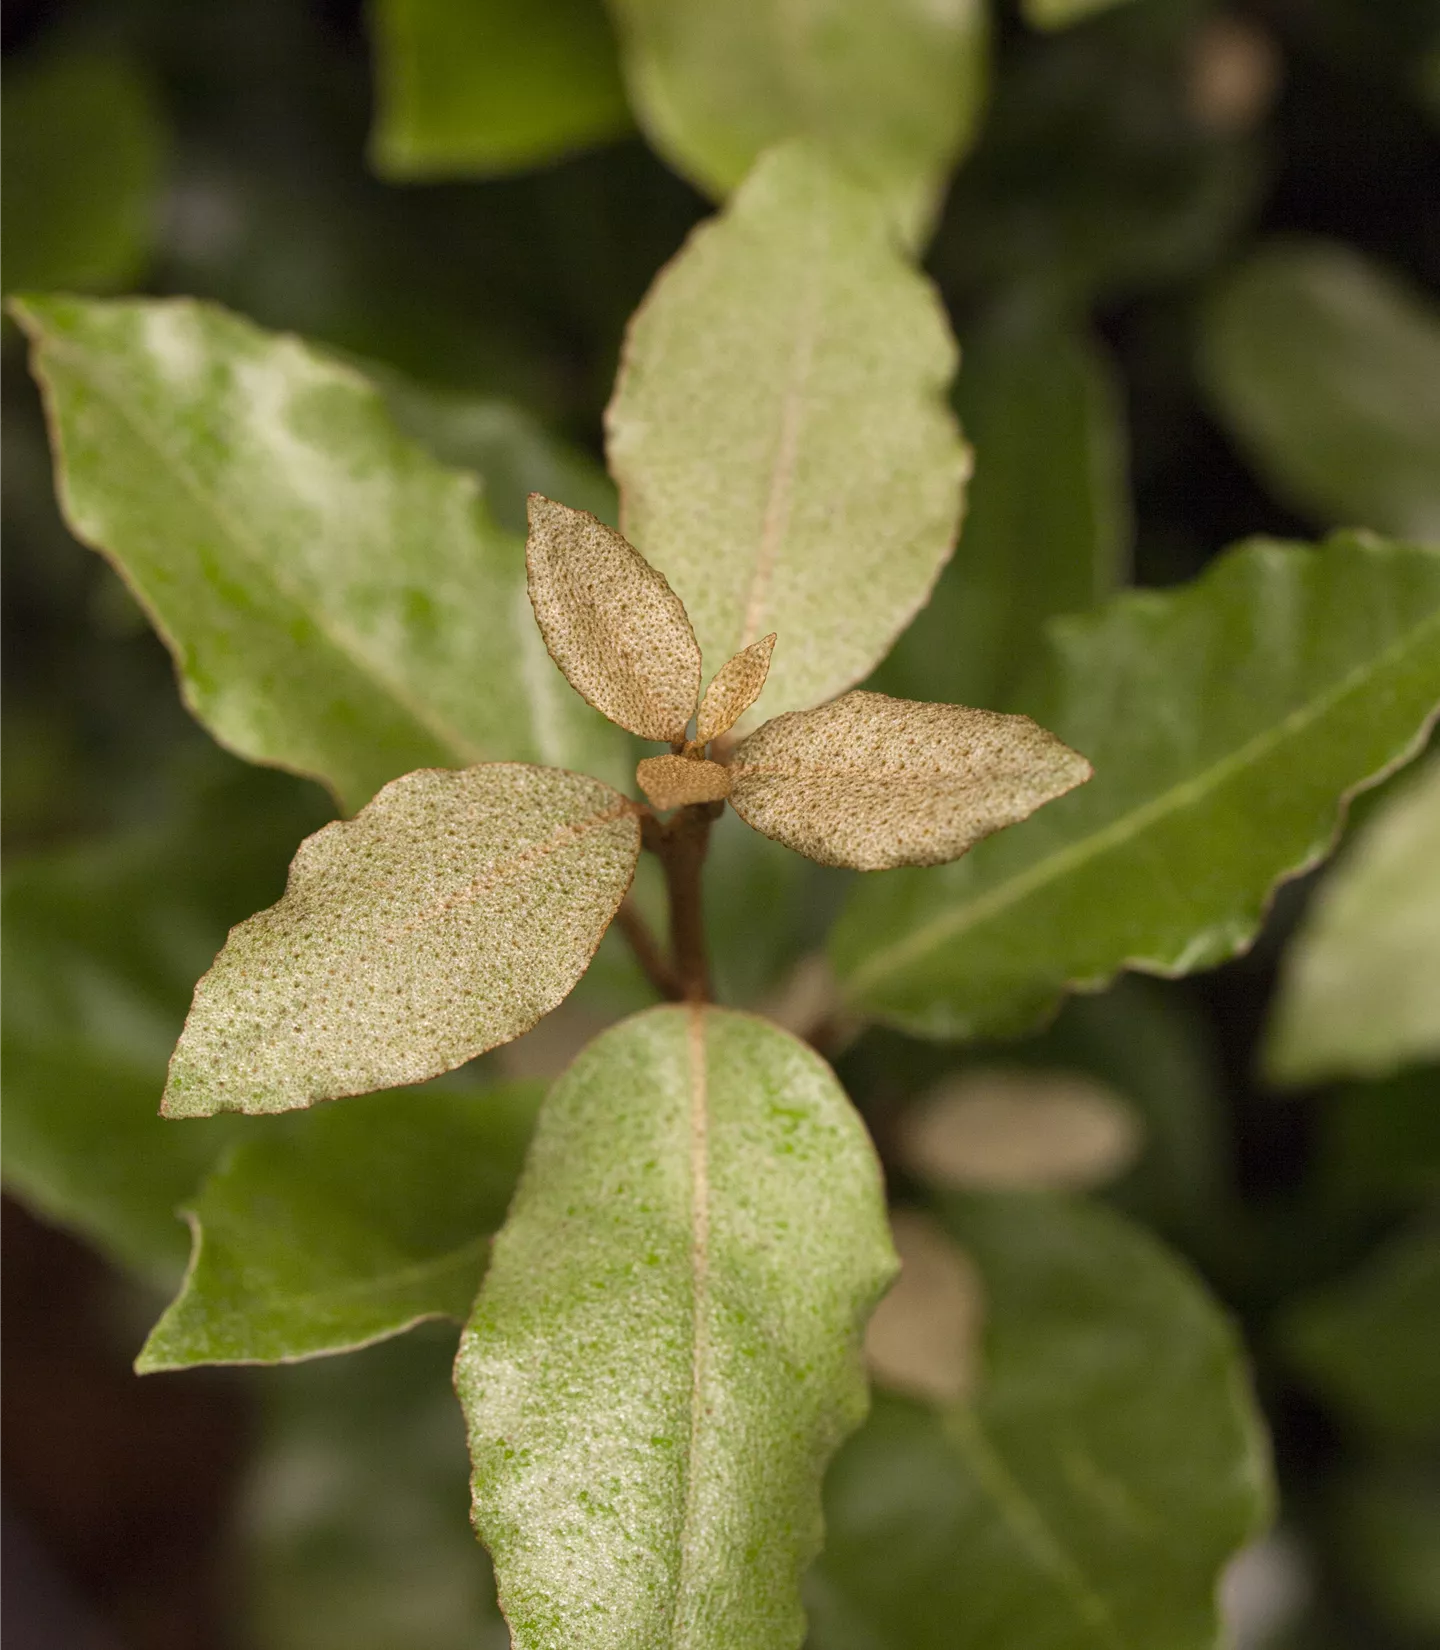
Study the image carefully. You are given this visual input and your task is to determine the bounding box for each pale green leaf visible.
[0,762,328,1283]
[834,532,1440,1041]
[1266,760,1440,1085]
[1200,240,1440,542]
[137,1080,541,1370]
[1,52,165,294]
[13,294,628,812]
[606,144,969,732]
[164,764,641,1118]
[607,0,988,242]
[875,305,1130,711]
[455,1005,896,1648]
[811,1192,1273,1650]
[1022,0,1138,30]
[1280,1220,1440,1442]
[370,0,629,178]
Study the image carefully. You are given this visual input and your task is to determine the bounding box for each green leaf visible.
[369,0,629,178]
[1200,240,1440,542]
[165,764,641,1118]
[607,0,988,243]
[1265,760,1440,1085]
[811,1192,1272,1650]
[1,52,165,294]
[606,143,969,732]
[834,532,1440,1040]
[12,294,628,812]
[455,1005,896,1648]
[0,760,329,1283]
[1021,0,1137,30]
[875,304,1129,711]
[137,1079,542,1370]
[1330,1460,1440,1636]
[1280,1220,1440,1442]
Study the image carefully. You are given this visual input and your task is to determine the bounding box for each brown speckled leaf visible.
[163,765,641,1118]
[635,753,732,811]
[696,634,777,745]
[526,493,701,741]
[729,690,1092,871]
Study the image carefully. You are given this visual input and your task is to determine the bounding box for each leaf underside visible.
[455,1005,896,1650]
[834,532,1440,1040]
[164,764,640,1118]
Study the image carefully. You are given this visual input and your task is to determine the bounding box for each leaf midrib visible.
[845,601,1440,998]
[35,319,493,772]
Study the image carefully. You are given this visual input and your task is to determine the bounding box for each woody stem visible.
[642,802,721,1004]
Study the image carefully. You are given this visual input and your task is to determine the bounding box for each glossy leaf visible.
[1,52,165,294]
[165,765,640,1119]
[812,1192,1272,1649]
[13,294,627,812]
[875,306,1129,711]
[1280,1220,1440,1442]
[834,533,1440,1040]
[138,1080,541,1370]
[730,690,1091,871]
[607,0,988,242]
[696,633,775,745]
[606,143,969,733]
[369,0,629,178]
[1265,759,1440,1085]
[0,761,328,1283]
[455,1005,895,1648]
[525,494,701,741]
[1201,240,1440,542]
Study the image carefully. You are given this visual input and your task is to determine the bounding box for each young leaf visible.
[1265,761,1440,1086]
[696,633,775,745]
[875,306,1130,712]
[13,295,626,812]
[455,1005,896,1649]
[525,494,701,741]
[369,0,629,178]
[606,143,970,733]
[729,690,1092,871]
[635,753,732,811]
[812,1193,1273,1650]
[1200,240,1440,542]
[164,765,641,1118]
[607,0,988,242]
[863,1210,983,1407]
[834,533,1440,1040]
[137,1080,541,1371]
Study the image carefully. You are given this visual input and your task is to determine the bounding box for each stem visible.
[614,898,683,1002]
[642,802,721,1004]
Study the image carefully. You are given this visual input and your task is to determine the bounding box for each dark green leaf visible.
[812,1192,1272,1649]
[455,1005,896,1647]
[370,0,629,178]
[1201,240,1440,542]
[834,533,1440,1041]
[137,1079,541,1370]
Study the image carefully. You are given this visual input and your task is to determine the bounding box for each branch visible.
[614,897,684,1002]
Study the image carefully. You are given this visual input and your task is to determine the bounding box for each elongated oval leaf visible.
[607,0,988,243]
[1200,240,1440,542]
[137,1079,541,1371]
[13,294,626,812]
[526,494,701,741]
[1265,760,1440,1086]
[811,1193,1272,1650]
[730,690,1090,871]
[370,0,629,178]
[696,633,775,745]
[454,1005,896,1649]
[834,533,1440,1039]
[606,143,969,733]
[164,765,640,1118]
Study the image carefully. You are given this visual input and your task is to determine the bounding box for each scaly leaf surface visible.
[834,533,1440,1039]
[165,765,640,1118]
[13,295,626,812]
[812,1193,1272,1649]
[606,144,969,733]
[455,1005,896,1649]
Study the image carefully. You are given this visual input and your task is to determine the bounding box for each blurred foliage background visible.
[2,0,1438,1646]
